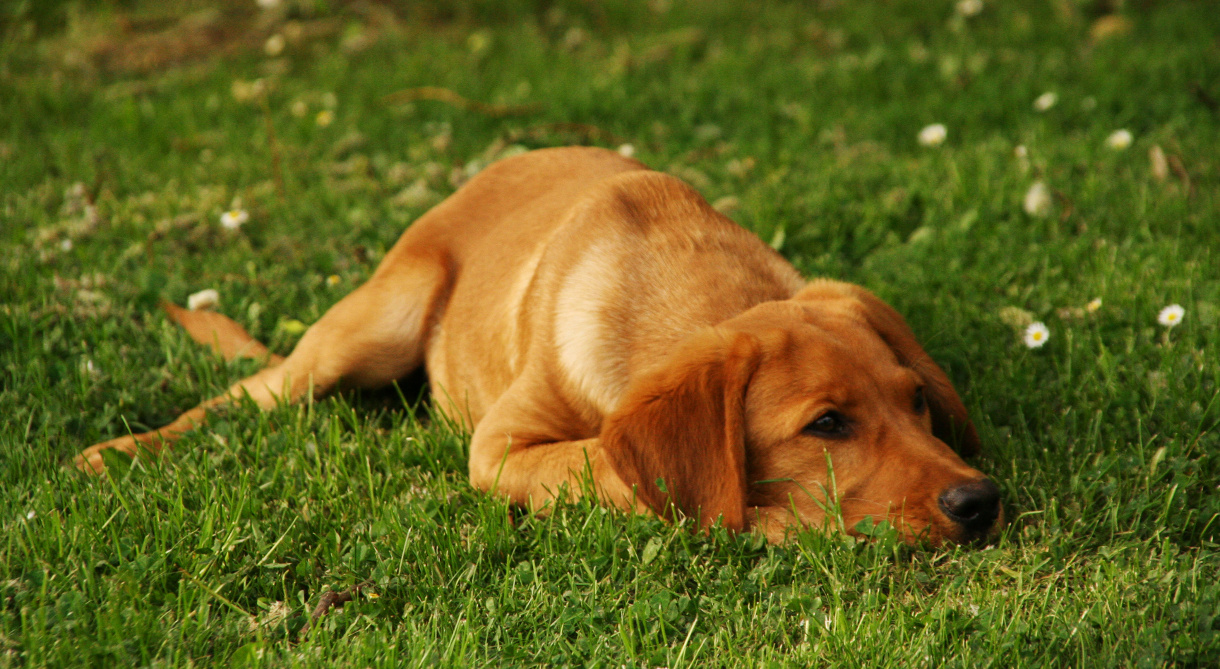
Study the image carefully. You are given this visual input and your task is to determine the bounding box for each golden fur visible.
[76,147,1000,545]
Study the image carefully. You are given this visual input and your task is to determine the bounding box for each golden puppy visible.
[76,147,1000,545]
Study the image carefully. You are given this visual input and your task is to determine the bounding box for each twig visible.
[383,86,543,117]
[302,583,368,638]
[1052,187,1075,222]
[260,97,286,202]
[1167,153,1195,199]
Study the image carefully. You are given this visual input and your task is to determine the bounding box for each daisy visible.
[1106,129,1133,150]
[1023,181,1052,217]
[1086,297,1102,313]
[918,124,947,147]
[1023,322,1050,349]
[188,288,220,311]
[956,0,983,17]
[617,143,636,158]
[1033,92,1057,112]
[264,34,286,57]
[220,209,249,230]
[1157,304,1184,327]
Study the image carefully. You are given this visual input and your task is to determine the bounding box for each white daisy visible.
[264,34,286,57]
[220,209,249,230]
[918,124,947,147]
[956,0,983,17]
[1023,181,1052,217]
[1157,304,1185,327]
[1023,322,1050,349]
[188,289,220,311]
[1033,92,1058,112]
[1086,298,1102,313]
[617,143,636,158]
[1106,129,1133,150]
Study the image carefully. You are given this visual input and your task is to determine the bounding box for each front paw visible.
[73,436,140,475]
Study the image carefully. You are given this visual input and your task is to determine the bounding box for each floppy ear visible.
[601,330,762,531]
[795,281,980,456]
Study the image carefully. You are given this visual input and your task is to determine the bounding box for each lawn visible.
[3,0,1219,666]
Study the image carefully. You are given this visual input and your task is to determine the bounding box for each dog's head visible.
[602,280,1000,545]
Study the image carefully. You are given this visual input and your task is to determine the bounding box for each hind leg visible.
[75,249,453,474]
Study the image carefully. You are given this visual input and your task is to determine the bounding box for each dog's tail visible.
[162,301,285,367]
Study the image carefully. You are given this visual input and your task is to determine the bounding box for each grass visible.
[3,0,1220,665]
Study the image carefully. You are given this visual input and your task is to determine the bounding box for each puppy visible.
[76,147,1000,544]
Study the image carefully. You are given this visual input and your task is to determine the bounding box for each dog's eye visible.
[804,411,849,438]
[913,387,927,415]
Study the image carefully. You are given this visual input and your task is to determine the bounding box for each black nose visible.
[938,478,1001,535]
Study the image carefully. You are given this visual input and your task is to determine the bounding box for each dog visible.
[75,146,1001,545]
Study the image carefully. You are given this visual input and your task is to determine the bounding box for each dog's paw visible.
[72,436,139,475]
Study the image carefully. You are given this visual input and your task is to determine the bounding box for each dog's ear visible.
[795,281,980,456]
[601,330,762,531]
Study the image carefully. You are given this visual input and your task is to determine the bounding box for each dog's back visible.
[411,147,802,425]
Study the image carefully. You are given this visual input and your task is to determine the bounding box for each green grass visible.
[3,0,1220,665]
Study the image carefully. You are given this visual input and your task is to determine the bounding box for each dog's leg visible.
[466,383,646,515]
[75,249,452,474]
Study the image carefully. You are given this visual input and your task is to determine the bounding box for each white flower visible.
[264,34,286,57]
[315,110,335,127]
[24,510,35,521]
[220,209,249,230]
[60,238,73,251]
[1106,129,1133,150]
[617,143,636,158]
[1033,92,1058,112]
[956,0,983,17]
[1157,304,1185,327]
[256,0,281,8]
[1023,322,1050,349]
[188,289,220,311]
[1023,181,1052,217]
[918,123,947,147]
[1086,298,1102,313]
